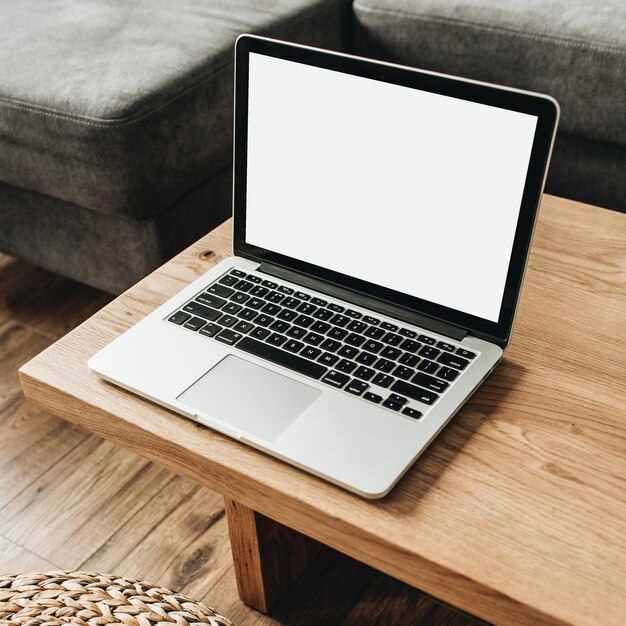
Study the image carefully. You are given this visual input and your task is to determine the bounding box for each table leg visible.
[224,497,321,612]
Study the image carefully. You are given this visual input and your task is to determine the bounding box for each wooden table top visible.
[20,195,626,626]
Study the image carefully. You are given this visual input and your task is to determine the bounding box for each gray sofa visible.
[1,0,623,293]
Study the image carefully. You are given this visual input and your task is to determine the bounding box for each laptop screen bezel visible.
[232,35,558,348]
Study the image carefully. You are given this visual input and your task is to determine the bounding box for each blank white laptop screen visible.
[245,53,538,323]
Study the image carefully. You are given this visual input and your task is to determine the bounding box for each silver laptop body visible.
[89,35,559,498]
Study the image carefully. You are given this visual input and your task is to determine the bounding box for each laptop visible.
[89,34,559,498]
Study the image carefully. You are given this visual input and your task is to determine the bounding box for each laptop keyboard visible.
[166,268,478,419]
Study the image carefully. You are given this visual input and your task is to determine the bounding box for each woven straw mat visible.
[0,571,235,625]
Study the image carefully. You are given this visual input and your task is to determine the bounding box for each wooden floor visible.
[0,253,486,625]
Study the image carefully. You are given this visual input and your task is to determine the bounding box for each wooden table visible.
[19,195,626,626]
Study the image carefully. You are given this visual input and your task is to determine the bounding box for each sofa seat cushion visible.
[353,0,626,147]
[0,0,347,218]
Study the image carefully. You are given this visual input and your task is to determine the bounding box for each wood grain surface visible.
[19,195,626,626]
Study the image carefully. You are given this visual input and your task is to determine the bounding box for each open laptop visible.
[89,35,559,498]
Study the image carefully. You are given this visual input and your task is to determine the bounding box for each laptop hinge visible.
[258,262,467,342]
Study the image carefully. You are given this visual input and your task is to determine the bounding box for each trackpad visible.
[177,355,322,441]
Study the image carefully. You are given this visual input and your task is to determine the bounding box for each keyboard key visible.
[193,294,226,309]
[270,320,290,333]
[215,329,242,345]
[183,316,205,331]
[278,285,294,294]
[303,332,324,346]
[183,302,221,320]
[208,284,234,298]
[267,332,287,346]
[294,315,314,328]
[327,327,348,340]
[287,326,307,339]
[199,323,222,337]
[418,334,436,345]
[374,358,395,373]
[246,274,262,284]
[362,316,380,325]
[402,407,423,419]
[400,339,420,353]
[313,308,334,321]
[337,345,359,358]
[363,340,383,354]
[345,309,362,319]
[318,352,339,366]
[382,332,403,346]
[294,291,310,300]
[249,327,271,340]
[322,370,349,388]
[335,359,357,373]
[393,365,414,380]
[297,302,317,315]
[233,320,254,334]
[382,399,403,411]
[235,280,254,292]
[311,297,328,306]
[345,333,366,347]
[237,337,327,379]
[278,309,298,321]
[346,380,369,396]
[364,326,385,339]
[391,380,438,405]
[320,338,341,352]
[222,302,242,315]
[246,297,265,309]
[327,303,344,312]
[419,345,440,359]
[353,366,375,381]
[301,346,322,360]
[399,328,417,338]
[355,352,377,366]
[266,292,285,303]
[261,303,281,316]
[254,314,274,327]
[347,320,367,333]
[438,353,469,370]
[282,297,301,309]
[363,391,382,403]
[168,311,190,325]
[437,341,456,352]
[456,348,477,359]
[412,372,449,393]
[310,321,331,334]
[230,269,247,278]
[417,359,439,374]
[217,314,238,327]
[219,274,239,286]
[237,308,258,321]
[230,291,250,304]
[372,373,394,388]
[262,280,278,289]
[388,394,408,405]
[437,366,460,381]
[250,285,269,298]
[331,314,350,327]
[284,339,305,353]
[380,346,401,360]
[380,322,398,332]
[399,353,419,367]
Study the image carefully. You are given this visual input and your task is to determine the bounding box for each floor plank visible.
[0,255,485,624]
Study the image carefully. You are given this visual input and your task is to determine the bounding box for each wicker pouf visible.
[0,571,235,625]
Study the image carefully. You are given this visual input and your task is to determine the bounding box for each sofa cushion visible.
[353,0,626,147]
[0,0,348,218]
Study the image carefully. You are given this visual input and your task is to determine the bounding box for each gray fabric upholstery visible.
[0,0,349,218]
[352,0,626,144]
[0,166,232,294]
